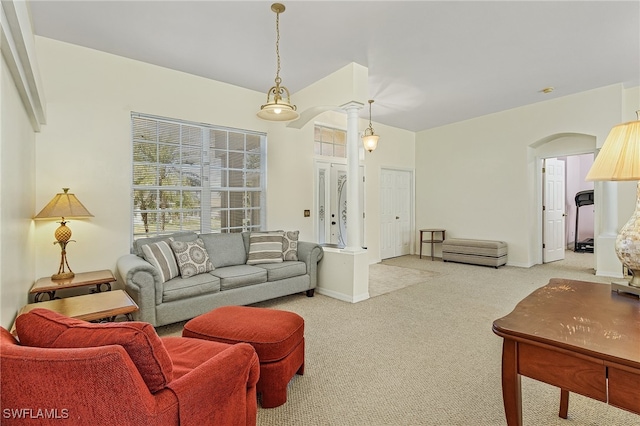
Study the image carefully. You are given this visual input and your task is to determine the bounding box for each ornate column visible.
[341,101,364,251]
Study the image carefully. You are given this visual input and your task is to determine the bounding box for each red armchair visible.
[1,309,260,425]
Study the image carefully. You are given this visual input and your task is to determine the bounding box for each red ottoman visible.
[183,306,305,408]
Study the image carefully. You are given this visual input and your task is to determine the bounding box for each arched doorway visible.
[530,133,597,266]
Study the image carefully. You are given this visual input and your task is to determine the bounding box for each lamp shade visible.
[585,118,640,181]
[34,188,93,219]
[257,101,299,122]
[362,134,379,153]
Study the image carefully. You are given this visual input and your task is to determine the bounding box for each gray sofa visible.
[116,231,324,327]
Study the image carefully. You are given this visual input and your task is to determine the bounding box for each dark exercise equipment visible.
[574,190,594,253]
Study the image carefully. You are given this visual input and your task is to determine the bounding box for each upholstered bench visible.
[182,305,305,408]
[442,238,508,268]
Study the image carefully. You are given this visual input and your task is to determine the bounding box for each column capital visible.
[340,101,365,111]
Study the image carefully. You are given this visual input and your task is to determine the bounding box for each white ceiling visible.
[29,0,640,132]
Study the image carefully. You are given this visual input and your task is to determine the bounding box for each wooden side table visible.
[30,270,116,302]
[420,229,446,260]
[11,290,138,335]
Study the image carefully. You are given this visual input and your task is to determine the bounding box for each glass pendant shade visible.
[257,79,299,121]
[362,132,379,153]
[361,99,379,152]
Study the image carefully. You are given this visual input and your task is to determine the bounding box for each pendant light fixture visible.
[362,100,379,152]
[257,3,299,122]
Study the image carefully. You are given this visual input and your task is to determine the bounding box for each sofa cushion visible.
[247,232,284,265]
[141,238,179,283]
[282,231,299,261]
[133,231,198,257]
[163,273,221,303]
[15,308,173,393]
[199,233,247,268]
[170,238,214,278]
[210,265,267,290]
[255,261,306,281]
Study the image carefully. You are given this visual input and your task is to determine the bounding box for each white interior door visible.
[543,158,566,263]
[380,169,412,259]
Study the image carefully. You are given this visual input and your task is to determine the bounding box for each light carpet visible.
[156,252,638,425]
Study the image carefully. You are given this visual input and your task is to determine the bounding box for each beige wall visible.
[32,37,415,283]
[1,56,37,328]
[416,84,638,271]
[2,29,636,329]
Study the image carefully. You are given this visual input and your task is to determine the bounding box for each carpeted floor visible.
[157,252,639,425]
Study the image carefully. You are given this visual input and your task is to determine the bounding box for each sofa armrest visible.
[297,241,324,289]
[116,254,161,325]
[167,342,260,426]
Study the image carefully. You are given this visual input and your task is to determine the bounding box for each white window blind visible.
[131,113,266,239]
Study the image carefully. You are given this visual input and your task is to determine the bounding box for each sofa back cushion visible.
[199,233,247,268]
[132,231,198,257]
[16,308,173,393]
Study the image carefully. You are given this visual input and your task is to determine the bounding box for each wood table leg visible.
[501,339,522,426]
[559,388,569,419]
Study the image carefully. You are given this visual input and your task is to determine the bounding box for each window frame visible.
[131,112,267,240]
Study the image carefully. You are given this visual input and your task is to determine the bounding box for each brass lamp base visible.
[611,280,640,297]
[52,271,75,281]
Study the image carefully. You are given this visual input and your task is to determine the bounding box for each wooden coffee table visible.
[11,290,138,335]
[493,278,640,425]
[30,269,116,302]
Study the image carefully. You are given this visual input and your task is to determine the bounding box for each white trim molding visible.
[1,0,46,131]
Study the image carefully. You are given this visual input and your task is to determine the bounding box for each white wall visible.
[415,84,637,272]
[0,56,37,329]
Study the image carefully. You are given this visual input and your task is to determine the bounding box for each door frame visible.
[532,133,596,265]
[314,159,366,247]
[379,166,415,260]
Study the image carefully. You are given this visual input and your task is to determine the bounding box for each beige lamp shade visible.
[585,117,640,181]
[34,188,93,280]
[34,188,94,220]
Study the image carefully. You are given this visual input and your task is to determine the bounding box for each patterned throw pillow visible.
[282,231,299,261]
[247,231,284,264]
[169,238,214,278]
[141,238,179,283]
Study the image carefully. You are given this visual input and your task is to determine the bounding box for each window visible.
[314,125,346,158]
[131,113,266,239]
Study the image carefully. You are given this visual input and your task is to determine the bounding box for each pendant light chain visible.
[275,9,281,84]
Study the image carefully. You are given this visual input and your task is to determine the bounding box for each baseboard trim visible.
[317,287,370,303]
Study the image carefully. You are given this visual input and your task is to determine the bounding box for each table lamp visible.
[586,111,640,295]
[34,188,93,280]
